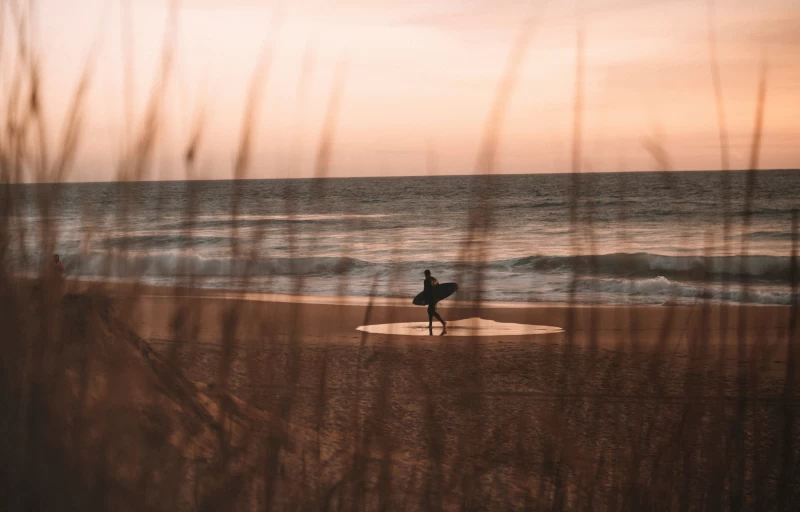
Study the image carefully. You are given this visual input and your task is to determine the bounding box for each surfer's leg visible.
[430,304,445,326]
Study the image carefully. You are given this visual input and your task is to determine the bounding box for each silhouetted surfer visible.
[424,269,447,333]
[52,254,65,279]
[48,253,66,304]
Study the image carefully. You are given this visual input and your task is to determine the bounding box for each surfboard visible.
[412,282,458,306]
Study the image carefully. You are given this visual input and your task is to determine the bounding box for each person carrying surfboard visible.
[423,269,447,331]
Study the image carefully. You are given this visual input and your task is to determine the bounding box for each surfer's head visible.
[424,269,431,277]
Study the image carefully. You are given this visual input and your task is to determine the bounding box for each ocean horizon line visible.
[6,167,799,186]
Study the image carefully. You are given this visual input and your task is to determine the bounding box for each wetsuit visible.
[424,276,445,326]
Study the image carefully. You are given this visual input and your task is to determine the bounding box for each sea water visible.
[5,170,799,305]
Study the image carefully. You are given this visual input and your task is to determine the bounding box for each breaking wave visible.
[503,252,793,281]
[38,251,797,283]
[573,276,796,305]
[15,250,796,305]
[60,252,376,278]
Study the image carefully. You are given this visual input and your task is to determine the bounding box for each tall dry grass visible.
[1,0,799,510]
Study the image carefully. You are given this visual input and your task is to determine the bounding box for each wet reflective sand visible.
[356,317,564,336]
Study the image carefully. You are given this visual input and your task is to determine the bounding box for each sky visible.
[2,0,799,181]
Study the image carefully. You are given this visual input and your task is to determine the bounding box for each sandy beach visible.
[14,277,791,509]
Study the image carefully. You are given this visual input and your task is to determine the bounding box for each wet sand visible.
[93,280,795,350]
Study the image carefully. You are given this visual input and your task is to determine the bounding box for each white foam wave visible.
[61,252,375,278]
[192,213,391,222]
[506,252,793,280]
[575,276,795,305]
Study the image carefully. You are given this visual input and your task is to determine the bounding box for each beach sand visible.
[6,278,799,509]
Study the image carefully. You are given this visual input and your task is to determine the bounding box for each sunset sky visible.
[5,0,800,181]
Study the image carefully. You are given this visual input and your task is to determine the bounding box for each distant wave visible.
[156,213,391,231]
[745,231,797,242]
[61,252,375,278]
[573,276,796,305]
[503,252,794,281]
[100,234,231,250]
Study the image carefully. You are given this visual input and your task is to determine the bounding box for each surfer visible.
[52,254,65,279]
[423,269,447,332]
[48,253,66,304]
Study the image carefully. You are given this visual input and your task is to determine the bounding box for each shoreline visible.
[31,277,794,352]
[33,275,795,309]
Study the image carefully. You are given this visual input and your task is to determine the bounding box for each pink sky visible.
[4,0,799,180]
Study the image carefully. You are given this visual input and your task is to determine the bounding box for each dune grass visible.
[1,0,799,510]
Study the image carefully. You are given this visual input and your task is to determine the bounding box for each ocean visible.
[5,170,799,305]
